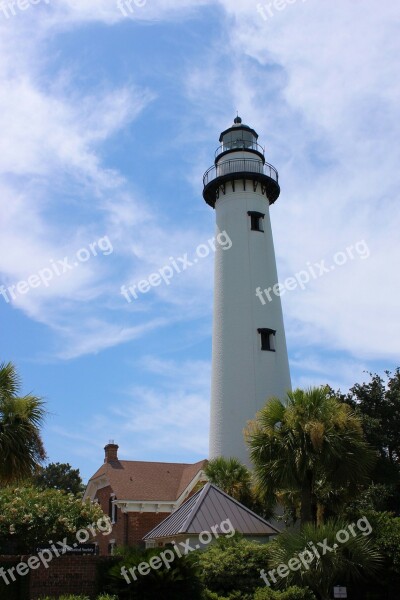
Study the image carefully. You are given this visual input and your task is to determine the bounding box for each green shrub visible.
[203,591,253,600]
[38,596,117,600]
[199,536,270,597]
[254,586,317,600]
[38,596,90,600]
[104,545,204,599]
[267,519,381,599]
[0,486,106,553]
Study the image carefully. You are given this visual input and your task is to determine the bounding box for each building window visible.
[248,211,265,232]
[108,540,116,555]
[258,328,276,352]
[109,494,118,524]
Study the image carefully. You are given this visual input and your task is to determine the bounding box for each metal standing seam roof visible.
[143,483,280,540]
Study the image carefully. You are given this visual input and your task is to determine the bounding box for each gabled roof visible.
[144,483,280,539]
[86,458,207,502]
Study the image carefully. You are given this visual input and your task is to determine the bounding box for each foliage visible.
[342,510,400,578]
[343,482,395,514]
[203,591,253,600]
[203,587,316,600]
[32,462,85,495]
[368,512,400,573]
[204,457,272,518]
[0,485,105,553]
[333,369,400,513]
[0,361,46,484]
[105,545,204,599]
[246,386,375,525]
[199,536,270,597]
[38,597,91,600]
[205,457,253,504]
[254,586,317,599]
[267,519,382,600]
[346,510,400,596]
[38,596,117,600]
[340,369,400,466]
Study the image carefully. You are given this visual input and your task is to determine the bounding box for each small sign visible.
[65,544,98,555]
[333,587,347,598]
[36,544,98,556]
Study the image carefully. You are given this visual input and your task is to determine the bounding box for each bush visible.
[199,536,270,597]
[38,597,90,600]
[38,596,117,600]
[104,546,204,599]
[0,486,106,553]
[254,586,317,599]
[203,591,253,600]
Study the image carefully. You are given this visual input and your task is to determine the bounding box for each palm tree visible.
[267,519,382,600]
[204,456,253,505]
[246,386,375,525]
[0,361,46,484]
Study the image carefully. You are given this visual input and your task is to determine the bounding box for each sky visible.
[0,0,399,483]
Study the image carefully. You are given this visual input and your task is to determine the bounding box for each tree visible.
[205,457,253,504]
[266,520,382,600]
[330,369,400,514]
[204,457,272,518]
[0,361,46,484]
[340,369,400,466]
[33,462,85,495]
[0,485,106,553]
[246,387,375,525]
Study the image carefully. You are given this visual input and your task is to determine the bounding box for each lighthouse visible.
[203,116,292,464]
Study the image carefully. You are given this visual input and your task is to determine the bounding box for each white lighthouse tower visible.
[203,116,292,464]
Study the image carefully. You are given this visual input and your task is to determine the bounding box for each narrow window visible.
[108,540,116,555]
[109,494,118,523]
[248,211,265,232]
[258,328,276,352]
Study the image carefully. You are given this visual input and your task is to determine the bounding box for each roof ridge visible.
[176,459,207,498]
[143,489,202,540]
[179,482,211,532]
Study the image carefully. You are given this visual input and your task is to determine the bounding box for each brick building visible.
[83,442,207,555]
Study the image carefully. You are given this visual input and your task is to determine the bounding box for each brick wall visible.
[127,511,170,547]
[95,485,126,555]
[94,485,170,553]
[0,555,114,600]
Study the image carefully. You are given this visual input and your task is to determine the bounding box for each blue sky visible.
[0,0,399,482]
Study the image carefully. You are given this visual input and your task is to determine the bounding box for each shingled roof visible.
[144,483,280,539]
[88,458,207,502]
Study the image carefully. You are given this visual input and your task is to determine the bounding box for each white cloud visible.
[63,357,211,462]
[1,0,399,369]
[184,0,400,366]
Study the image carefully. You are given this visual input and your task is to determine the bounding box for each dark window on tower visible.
[248,211,265,232]
[258,328,276,352]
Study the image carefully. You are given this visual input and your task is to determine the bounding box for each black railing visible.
[203,158,279,188]
[215,141,265,159]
